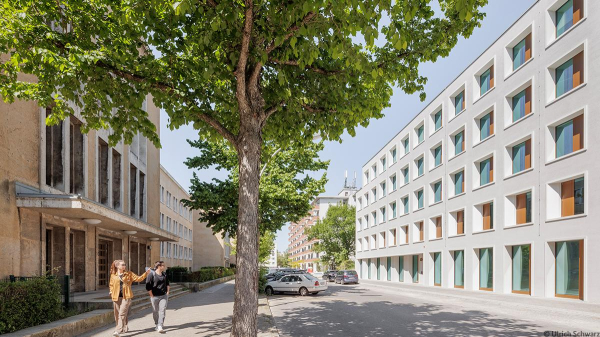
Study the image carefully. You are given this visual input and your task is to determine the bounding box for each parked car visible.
[266,269,295,280]
[265,273,327,296]
[272,269,307,281]
[322,270,337,282]
[335,270,359,284]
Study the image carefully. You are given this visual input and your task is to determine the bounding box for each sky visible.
[159,0,537,253]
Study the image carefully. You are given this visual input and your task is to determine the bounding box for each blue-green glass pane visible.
[480,159,490,185]
[479,248,493,289]
[435,146,442,166]
[512,142,526,174]
[418,125,424,143]
[387,257,392,281]
[480,113,491,140]
[480,69,491,95]
[417,190,423,209]
[513,39,526,70]
[556,58,574,97]
[434,252,442,285]
[556,240,580,296]
[434,182,442,202]
[455,91,464,115]
[418,158,423,176]
[404,139,409,153]
[454,250,464,287]
[392,148,397,162]
[574,177,584,215]
[403,168,409,184]
[556,0,574,37]
[512,90,526,122]
[392,202,397,218]
[403,197,409,214]
[434,111,442,130]
[399,257,404,282]
[556,120,573,158]
[455,171,463,195]
[377,258,381,280]
[392,176,397,190]
[412,255,419,282]
[455,132,463,155]
[512,245,530,293]
[368,258,371,279]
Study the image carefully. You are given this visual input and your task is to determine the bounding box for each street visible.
[268,280,600,337]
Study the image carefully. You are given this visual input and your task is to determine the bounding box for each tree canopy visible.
[183,139,328,236]
[307,203,356,269]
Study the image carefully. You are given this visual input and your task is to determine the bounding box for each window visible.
[433,181,442,203]
[513,34,532,70]
[377,258,381,280]
[561,177,584,216]
[479,157,493,186]
[433,216,442,239]
[556,52,583,98]
[433,145,442,167]
[381,182,386,197]
[556,0,583,37]
[480,67,493,96]
[412,255,419,283]
[99,139,109,205]
[372,211,377,227]
[416,157,424,177]
[139,171,145,219]
[479,248,493,291]
[555,240,583,299]
[381,157,387,172]
[454,170,464,195]
[456,210,464,235]
[512,139,532,174]
[69,118,84,195]
[512,245,531,294]
[454,250,464,288]
[516,192,532,224]
[402,196,409,215]
[454,131,464,155]
[402,225,409,245]
[391,147,397,164]
[364,193,369,205]
[372,188,377,202]
[391,174,397,191]
[45,108,64,189]
[380,207,386,223]
[479,111,494,141]
[416,189,424,210]
[556,115,583,158]
[364,171,369,185]
[372,164,377,178]
[367,259,372,279]
[454,91,465,115]
[417,125,424,144]
[160,186,164,203]
[483,202,494,230]
[112,150,121,210]
[399,257,404,282]
[390,202,397,219]
[129,164,137,217]
[402,167,409,185]
[512,87,532,122]
[403,137,410,155]
[434,110,442,131]
[434,252,441,286]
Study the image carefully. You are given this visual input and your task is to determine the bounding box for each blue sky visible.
[159,0,536,253]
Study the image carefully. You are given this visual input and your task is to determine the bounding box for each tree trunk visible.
[231,114,262,337]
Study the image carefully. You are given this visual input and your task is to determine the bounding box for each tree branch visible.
[234,0,254,109]
[262,100,285,123]
[265,11,317,55]
[206,0,217,7]
[301,103,337,114]
[269,59,342,75]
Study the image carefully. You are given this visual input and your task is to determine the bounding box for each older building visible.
[193,210,231,269]
[355,0,599,302]
[156,166,194,270]
[0,96,177,292]
[288,187,357,272]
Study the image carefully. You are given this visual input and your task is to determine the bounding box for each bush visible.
[258,267,268,294]
[187,267,235,283]
[0,277,65,334]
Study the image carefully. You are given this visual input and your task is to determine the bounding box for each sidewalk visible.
[81,280,278,337]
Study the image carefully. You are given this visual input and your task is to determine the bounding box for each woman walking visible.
[146,261,170,333]
[109,260,151,337]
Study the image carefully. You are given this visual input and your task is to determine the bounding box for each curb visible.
[258,295,280,337]
[4,276,235,337]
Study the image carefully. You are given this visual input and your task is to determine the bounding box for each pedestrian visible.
[146,261,170,333]
[109,260,151,337]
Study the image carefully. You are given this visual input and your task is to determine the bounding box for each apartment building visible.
[355,0,599,302]
[193,210,232,269]
[289,187,357,272]
[0,97,177,292]
[157,166,194,270]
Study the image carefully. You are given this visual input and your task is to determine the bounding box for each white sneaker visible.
[155,325,158,331]
[112,332,120,337]
[158,325,165,333]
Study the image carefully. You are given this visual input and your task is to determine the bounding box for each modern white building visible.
[265,246,278,269]
[355,0,599,302]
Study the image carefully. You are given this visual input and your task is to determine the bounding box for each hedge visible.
[0,277,65,334]
[165,266,235,283]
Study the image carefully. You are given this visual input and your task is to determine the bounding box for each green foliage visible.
[259,231,276,265]
[277,251,291,268]
[258,267,269,294]
[338,260,355,271]
[187,267,236,283]
[0,277,65,334]
[307,203,356,269]
[184,139,328,236]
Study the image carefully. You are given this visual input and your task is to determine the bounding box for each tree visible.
[307,203,356,270]
[183,139,328,237]
[0,1,486,334]
[258,231,276,265]
[277,251,291,268]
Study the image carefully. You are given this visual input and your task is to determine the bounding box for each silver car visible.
[265,273,328,296]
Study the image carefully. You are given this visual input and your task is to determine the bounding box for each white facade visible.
[355,0,600,303]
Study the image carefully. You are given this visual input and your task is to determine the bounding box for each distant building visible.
[193,210,231,269]
[288,186,357,272]
[264,245,277,269]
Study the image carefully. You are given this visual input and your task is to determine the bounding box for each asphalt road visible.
[267,280,600,337]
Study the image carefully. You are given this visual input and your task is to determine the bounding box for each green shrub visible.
[0,277,65,334]
[258,267,268,294]
[187,267,235,283]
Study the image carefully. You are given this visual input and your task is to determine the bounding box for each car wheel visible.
[313,292,319,295]
[265,287,274,296]
[299,287,309,296]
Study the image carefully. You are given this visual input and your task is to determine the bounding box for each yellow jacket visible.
[109,270,150,301]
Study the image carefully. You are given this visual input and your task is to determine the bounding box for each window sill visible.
[429,237,443,242]
[389,161,398,169]
[546,83,587,108]
[389,189,397,195]
[504,167,534,181]
[473,86,496,105]
[414,174,424,182]
[400,182,409,189]
[545,18,586,50]
[505,58,534,81]
[414,141,424,150]
[472,229,495,235]
[545,148,586,166]
[473,134,495,149]
[448,192,465,200]
[430,127,443,137]
[414,207,424,213]
[430,200,443,207]
[472,181,495,192]
[504,222,534,230]
[429,164,443,173]
[400,152,410,160]
[449,109,466,123]
[449,151,466,162]
[504,112,534,131]
[448,233,466,239]
[413,240,424,244]
[399,213,410,218]
[546,213,587,223]
[397,243,409,247]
